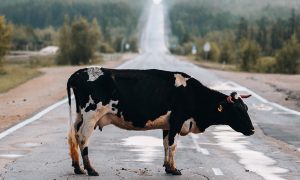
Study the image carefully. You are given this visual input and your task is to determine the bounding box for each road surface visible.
[0,1,300,180]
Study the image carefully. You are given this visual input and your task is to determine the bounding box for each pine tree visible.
[236,17,249,42]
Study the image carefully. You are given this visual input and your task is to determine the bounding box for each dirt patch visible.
[213,70,300,112]
[0,53,136,133]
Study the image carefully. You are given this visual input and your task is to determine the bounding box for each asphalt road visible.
[1,1,300,180]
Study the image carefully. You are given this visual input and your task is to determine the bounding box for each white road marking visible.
[0,96,72,140]
[0,154,24,158]
[190,134,210,155]
[252,103,273,111]
[213,126,288,180]
[227,81,300,116]
[210,81,300,116]
[212,168,224,176]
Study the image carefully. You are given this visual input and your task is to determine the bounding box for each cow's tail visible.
[67,78,80,165]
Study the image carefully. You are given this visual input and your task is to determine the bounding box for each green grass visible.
[0,55,56,93]
[182,55,238,71]
[0,64,42,93]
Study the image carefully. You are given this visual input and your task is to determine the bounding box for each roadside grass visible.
[0,64,41,93]
[178,55,238,71]
[0,52,117,93]
[0,55,56,93]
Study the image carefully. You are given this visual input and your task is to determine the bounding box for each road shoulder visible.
[0,53,136,133]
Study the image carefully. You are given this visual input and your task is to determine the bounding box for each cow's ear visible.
[217,104,223,112]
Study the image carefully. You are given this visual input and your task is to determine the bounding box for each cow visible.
[67,67,254,176]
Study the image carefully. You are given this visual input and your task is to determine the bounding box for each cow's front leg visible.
[77,116,99,176]
[167,130,181,175]
[162,130,170,169]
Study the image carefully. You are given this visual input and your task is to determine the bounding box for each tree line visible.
[0,0,143,53]
[167,1,300,74]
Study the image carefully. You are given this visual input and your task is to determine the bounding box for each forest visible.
[166,0,300,74]
[0,0,145,52]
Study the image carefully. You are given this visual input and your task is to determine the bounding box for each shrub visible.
[254,56,277,73]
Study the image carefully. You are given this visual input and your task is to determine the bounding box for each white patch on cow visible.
[107,100,119,114]
[87,66,103,81]
[180,118,202,136]
[84,95,95,109]
[174,74,190,87]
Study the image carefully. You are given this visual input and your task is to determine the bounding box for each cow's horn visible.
[240,94,251,99]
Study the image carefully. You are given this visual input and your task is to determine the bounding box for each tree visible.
[220,41,234,64]
[236,17,249,42]
[256,17,269,53]
[239,39,261,71]
[56,16,71,65]
[56,16,101,65]
[0,16,12,72]
[276,34,300,74]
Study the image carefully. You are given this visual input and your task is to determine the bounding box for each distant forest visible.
[0,0,146,52]
[166,0,300,74]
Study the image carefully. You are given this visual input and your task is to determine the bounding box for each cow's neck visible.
[194,83,227,131]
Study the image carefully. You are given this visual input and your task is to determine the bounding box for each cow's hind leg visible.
[77,113,99,176]
[68,113,85,174]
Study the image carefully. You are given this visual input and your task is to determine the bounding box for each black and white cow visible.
[67,67,254,176]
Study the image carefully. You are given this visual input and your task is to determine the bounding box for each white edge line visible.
[0,96,73,140]
[228,81,300,116]
[212,168,224,176]
[190,134,210,155]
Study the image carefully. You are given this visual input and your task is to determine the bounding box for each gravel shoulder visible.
[0,54,135,133]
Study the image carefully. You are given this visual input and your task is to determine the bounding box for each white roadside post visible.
[203,42,211,60]
[192,44,197,55]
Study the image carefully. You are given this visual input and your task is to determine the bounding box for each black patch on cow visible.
[82,147,88,156]
[85,103,97,112]
[163,130,169,139]
[76,119,83,132]
[189,121,193,130]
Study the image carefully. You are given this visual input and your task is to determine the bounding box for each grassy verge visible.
[0,64,41,93]
[178,55,238,71]
[0,55,56,93]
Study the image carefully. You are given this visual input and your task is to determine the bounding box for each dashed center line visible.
[190,134,210,155]
[212,168,224,176]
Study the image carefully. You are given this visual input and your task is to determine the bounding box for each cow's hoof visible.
[87,169,99,176]
[169,169,182,175]
[74,167,86,175]
[165,167,182,175]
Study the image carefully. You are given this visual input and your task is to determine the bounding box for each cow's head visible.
[217,92,254,136]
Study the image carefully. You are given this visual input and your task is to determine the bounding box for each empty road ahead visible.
[0,1,300,180]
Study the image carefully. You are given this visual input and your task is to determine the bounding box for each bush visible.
[239,39,261,71]
[275,34,300,74]
[254,56,277,73]
[99,43,115,53]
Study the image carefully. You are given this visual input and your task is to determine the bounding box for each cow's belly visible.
[96,111,171,131]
